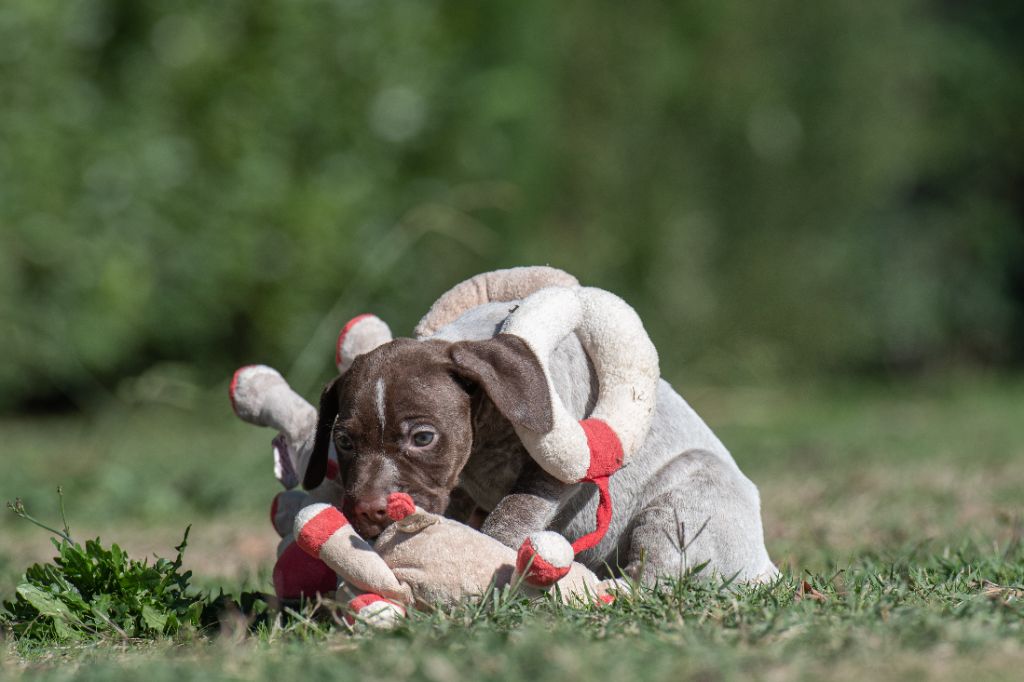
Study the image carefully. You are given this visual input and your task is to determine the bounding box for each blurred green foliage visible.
[2,0,1022,410]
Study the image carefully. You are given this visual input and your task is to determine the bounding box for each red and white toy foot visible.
[345,593,406,629]
[596,577,632,605]
[516,531,574,588]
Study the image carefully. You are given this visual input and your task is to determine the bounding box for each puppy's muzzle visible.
[347,495,394,539]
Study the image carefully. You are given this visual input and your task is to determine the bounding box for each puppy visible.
[305,302,778,584]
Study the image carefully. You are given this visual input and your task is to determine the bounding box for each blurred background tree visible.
[2,0,1022,412]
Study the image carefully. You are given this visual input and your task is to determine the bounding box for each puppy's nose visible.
[353,496,389,527]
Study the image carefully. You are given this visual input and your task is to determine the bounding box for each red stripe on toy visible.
[580,418,624,479]
[345,593,402,625]
[568,419,624,555]
[570,476,613,554]
[228,365,255,414]
[335,314,374,368]
[296,506,348,558]
[350,593,394,611]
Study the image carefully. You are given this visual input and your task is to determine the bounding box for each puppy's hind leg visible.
[625,449,778,586]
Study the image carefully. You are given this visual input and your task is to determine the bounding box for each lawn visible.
[1,372,1022,680]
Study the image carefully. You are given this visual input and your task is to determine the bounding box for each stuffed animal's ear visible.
[448,335,554,434]
[303,375,341,490]
[395,511,441,534]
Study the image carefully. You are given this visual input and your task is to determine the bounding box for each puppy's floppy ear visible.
[303,375,341,490]
[448,336,554,434]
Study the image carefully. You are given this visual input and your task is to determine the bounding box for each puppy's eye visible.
[411,430,435,448]
[335,432,354,452]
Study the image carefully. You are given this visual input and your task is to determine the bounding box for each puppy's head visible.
[304,337,552,539]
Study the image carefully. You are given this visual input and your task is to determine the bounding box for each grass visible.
[1,371,1022,680]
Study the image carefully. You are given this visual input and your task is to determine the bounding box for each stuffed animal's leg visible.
[624,449,779,585]
[230,365,317,447]
[293,503,414,607]
[230,365,317,488]
[513,531,623,605]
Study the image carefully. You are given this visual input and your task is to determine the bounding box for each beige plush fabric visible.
[573,287,660,457]
[371,511,612,610]
[503,286,660,483]
[231,365,318,463]
[554,563,606,604]
[374,512,519,609]
[336,315,393,373]
[414,266,579,339]
[230,364,318,485]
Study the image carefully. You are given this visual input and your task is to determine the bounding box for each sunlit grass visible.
[2,373,1023,680]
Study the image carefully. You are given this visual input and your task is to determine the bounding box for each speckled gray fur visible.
[431,301,778,584]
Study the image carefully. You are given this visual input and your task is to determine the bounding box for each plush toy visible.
[230,265,660,622]
[229,363,346,600]
[230,355,624,626]
[417,267,660,555]
[294,494,625,626]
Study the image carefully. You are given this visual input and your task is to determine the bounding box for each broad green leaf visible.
[91,594,112,621]
[51,618,76,641]
[16,584,78,624]
[141,604,169,632]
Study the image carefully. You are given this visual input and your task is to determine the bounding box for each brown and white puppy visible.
[305,336,552,541]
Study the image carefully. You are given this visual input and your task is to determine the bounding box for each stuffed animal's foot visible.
[335,314,392,373]
[516,531,574,588]
[228,364,318,487]
[345,594,406,629]
[595,577,633,605]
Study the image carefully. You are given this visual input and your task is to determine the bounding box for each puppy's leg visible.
[444,487,484,527]
[626,449,778,586]
[481,459,569,549]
